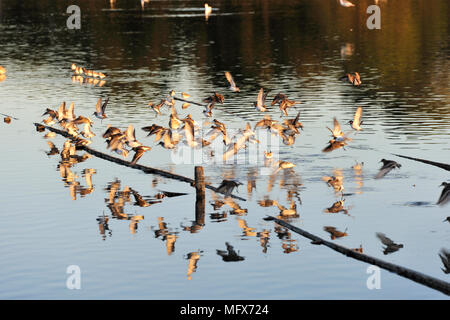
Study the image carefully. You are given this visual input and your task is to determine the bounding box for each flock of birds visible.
[38,65,450,212]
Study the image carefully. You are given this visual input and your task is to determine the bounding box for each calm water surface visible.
[0,0,449,299]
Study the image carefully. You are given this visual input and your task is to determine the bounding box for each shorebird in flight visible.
[271,93,299,116]
[254,88,269,112]
[376,232,404,255]
[225,71,240,92]
[375,159,401,179]
[437,182,450,206]
[439,248,450,274]
[94,97,109,120]
[327,117,345,139]
[349,107,363,131]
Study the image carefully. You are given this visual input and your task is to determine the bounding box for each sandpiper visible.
[103,125,121,139]
[375,159,401,179]
[349,107,363,131]
[94,97,109,120]
[149,101,162,115]
[437,182,450,206]
[124,124,142,148]
[283,111,303,131]
[225,71,240,92]
[254,88,269,112]
[439,248,450,274]
[131,146,152,164]
[203,92,225,104]
[271,93,298,116]
[376,232,404,255]
[327,117,345,139]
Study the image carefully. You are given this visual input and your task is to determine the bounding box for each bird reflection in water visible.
[186,251,202,280]
[323,226,348,240]
[217,242,245,262]
[152,217,178,255]
[324,198,351,216]
[97,213,112,241]
[103,180,147,234]
[352,161,364,194]
[274,225,299,254]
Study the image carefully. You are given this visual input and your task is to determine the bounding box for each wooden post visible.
[195,166,205,226]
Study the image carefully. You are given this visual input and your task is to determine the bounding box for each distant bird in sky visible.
[225,71,240,92]
[375,159,401,179]
[437,182,450,206]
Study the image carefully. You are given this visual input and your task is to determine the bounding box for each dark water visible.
[0,0,449,299]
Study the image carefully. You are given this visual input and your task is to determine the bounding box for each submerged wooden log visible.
[392,153,450,172]
[34,123,246,201]
[265,216,450,296]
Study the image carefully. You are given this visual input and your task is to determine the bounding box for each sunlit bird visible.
[103,125,121,139]
[216,180,243,196]
[339,0,355,7]
[131,145,152,165]
[94,97,109,120]
[349,106,363,131]
[254,88,269,112]
[225,71,240,92]
[271,93,299,116]
[327,117,345,139]
[204,3,212,20]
